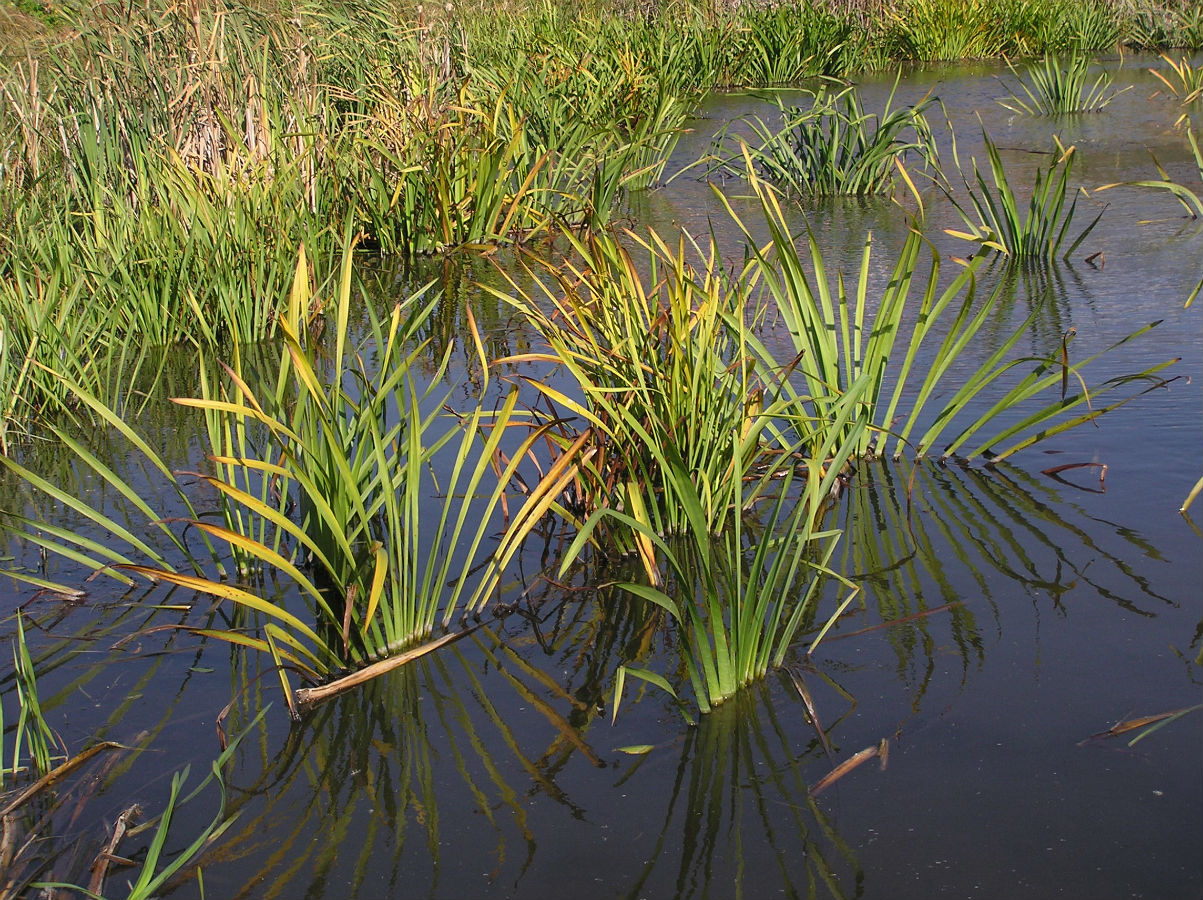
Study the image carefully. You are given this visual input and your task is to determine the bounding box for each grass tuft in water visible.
[942,130,1104,261]
[998,53,1128,115]
[724,165,1179,464]
[705,75,936,199]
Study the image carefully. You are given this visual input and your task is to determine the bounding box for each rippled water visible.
[1,55,1200,899]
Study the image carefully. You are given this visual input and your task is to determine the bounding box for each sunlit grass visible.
[491,227,796,543]
[1150,53,1203,104]
[0,241,575,713]
[998,53,1128,115]
[705,75,936,199]
[724,164,1177,463]
[942,131,1104,261]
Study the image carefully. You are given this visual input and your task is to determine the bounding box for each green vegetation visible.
[2,614,59,789]
[707,76,937,198]
[998,53,1128,115]
[1,0,1198,446]
[1101,117,1203,219]
[2,242,574,714]
[33,710,263,900]
[0,2,1196,887]
[943,132,1104,260]
[1150,53,1203,103]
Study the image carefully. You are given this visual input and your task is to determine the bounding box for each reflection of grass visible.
[834,458,1183,632]
[621,683,860,898]
[193,653,564,897]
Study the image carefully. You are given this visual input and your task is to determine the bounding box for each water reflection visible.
[0,436,1194,897]
[619,680,861,900]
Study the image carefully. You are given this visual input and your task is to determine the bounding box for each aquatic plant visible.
[172,244,573,703]
[998,53,1128,115]
[0,241,573,714]
[1100,117,1203,220]
[723,164,1177,462]
[1,614,59,789]
[491,227,800,543]
[1149,53,1203,103]
[33,710,263,900]
[706,76,937,199]
[942,131,1104,261]
[490,212,869,714]
[586,397,864,716]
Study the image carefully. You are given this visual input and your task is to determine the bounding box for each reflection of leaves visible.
[621,684,860,900]
[824,458,1179,710]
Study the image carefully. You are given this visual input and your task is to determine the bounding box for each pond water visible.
[1,56,1200,899]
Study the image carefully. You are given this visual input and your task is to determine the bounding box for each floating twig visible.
[295,625,480,707]
[810,738,890,796]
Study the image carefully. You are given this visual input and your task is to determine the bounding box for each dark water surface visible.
[1,57,1200,899]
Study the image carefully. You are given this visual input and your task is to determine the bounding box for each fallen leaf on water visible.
[810,739,889,797]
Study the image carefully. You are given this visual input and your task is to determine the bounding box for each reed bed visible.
[1,0,1198,447]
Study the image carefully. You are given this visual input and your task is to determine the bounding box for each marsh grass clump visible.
[1149,53,1203,104]
[491,228,794,545]
[0,0,711,446]
[998,53,1128,115]
[942,131,1104,261]
[1123,0,1203,52]
[590,413,864,718]
[488,169,1177,716]
[723,168,1177,463]
[706,77,937,200]
[0,240,575,713]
